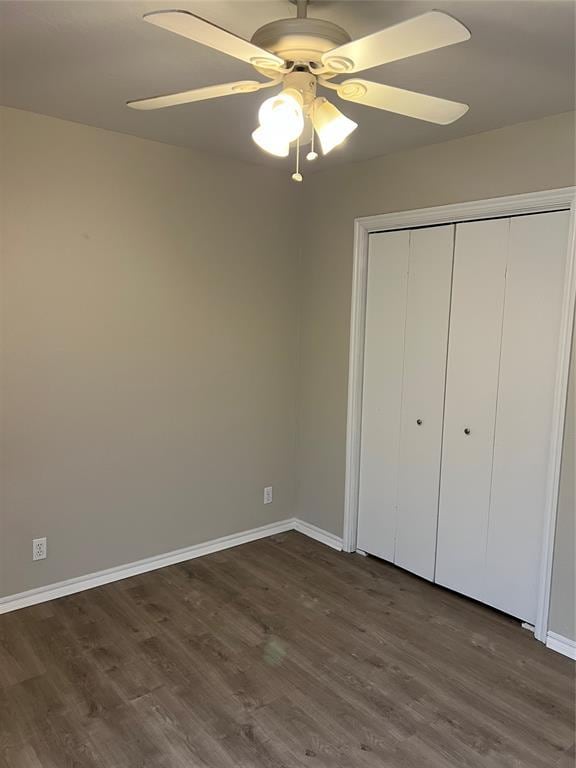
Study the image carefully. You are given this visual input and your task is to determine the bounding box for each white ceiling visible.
[1,0,574,170]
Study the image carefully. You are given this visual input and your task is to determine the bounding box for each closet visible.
[357,210,570,623]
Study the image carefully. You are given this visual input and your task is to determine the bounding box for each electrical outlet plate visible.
[32,537,47,561]
[264,486,273,504]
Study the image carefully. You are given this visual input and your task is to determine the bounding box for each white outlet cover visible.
[264,486,273,504]
[32,537,47,561]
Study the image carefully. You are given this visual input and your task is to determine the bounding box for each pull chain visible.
[307,127,318,161]
[292,134,303,182]
[307,101,318,161]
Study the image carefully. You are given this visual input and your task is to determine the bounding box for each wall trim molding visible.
[354,187,575,232]
[0,517,341,615]
[546,631,576,660]
[344,187,576,648]
[293,519,343,551]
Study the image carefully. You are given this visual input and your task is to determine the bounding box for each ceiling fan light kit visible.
[128,0,471,182]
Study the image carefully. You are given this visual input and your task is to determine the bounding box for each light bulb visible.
[257,89,304,145]
[311,98,357,155]
[252,126,289,157]
[306,151,318,161]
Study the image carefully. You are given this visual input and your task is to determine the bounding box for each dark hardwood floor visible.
[0,531,574,767]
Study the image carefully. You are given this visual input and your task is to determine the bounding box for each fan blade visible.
[127,80,275,111]
[331,79,469,125]
[319,11,470,74]
[144,10,285,72]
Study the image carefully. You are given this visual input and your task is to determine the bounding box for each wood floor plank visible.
[0,532,574,767]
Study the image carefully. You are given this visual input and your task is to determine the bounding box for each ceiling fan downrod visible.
[297,0,308,20]
[291,0,309,20]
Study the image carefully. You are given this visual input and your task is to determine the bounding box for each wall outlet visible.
[32,537,47,561]
[264,486,273,504]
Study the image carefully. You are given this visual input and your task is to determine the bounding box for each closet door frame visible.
[344,187,575,646]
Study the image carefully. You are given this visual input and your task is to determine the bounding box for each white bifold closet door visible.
[435,219,509,600]
[358,225,453,578]
[483,211,570,620]
[436,211,570,622]
[395,227,454,579]
[358,230,409,562]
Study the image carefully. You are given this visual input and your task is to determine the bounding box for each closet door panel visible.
[484,210,570,622]
[395,225,454,580]
[435,218,508,600]
[357,231,409,559]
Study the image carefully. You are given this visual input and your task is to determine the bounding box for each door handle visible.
[464,427,471,435]
[416,419,423,426]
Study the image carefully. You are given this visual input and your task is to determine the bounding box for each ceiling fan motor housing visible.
[250,18,351,72]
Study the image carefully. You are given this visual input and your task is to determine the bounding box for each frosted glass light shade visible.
[312,98,357,155]
[258,90,304,145]
[252,126,289,157]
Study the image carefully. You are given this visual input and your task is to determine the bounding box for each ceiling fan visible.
[128,0,471,181]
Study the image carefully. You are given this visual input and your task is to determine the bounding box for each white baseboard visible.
[292,519,343,551]
[546,631,576,660]
[2,520,568,657]
[0,517,342,615]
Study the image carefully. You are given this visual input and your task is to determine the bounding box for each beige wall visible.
[1,106,574,642]
[296,111,576,638]
[550,330,575,640]
[0,107,298,597]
